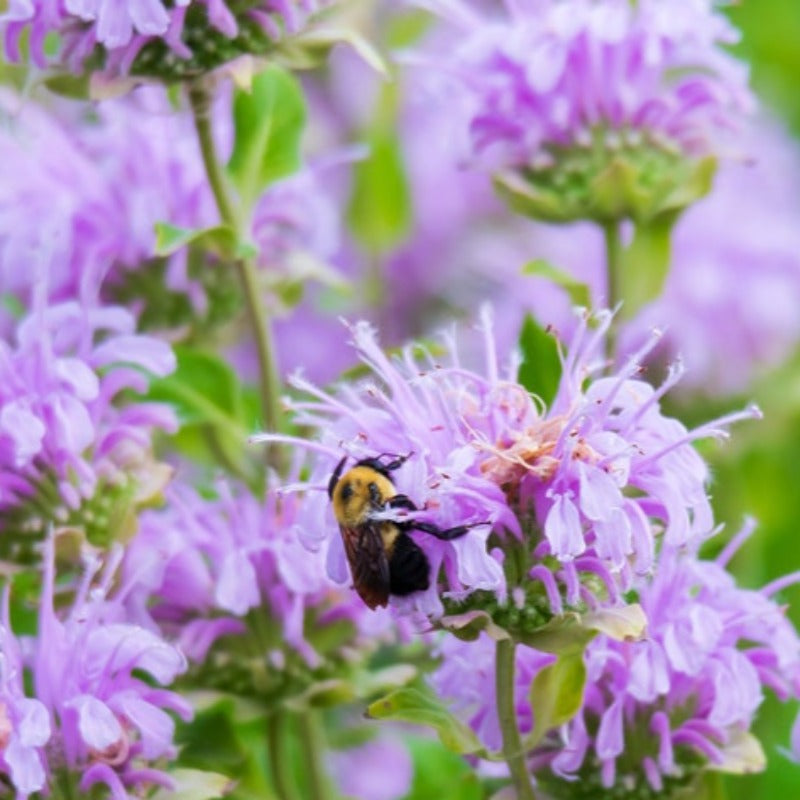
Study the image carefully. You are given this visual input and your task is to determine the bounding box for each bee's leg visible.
[328,455,349,499]
[359,452,414,474]
[411,520,488,541]
[379,451,414,472]
[386,494,417,512]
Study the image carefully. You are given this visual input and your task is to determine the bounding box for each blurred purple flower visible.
[2,0,331,78]
[414,0,752,172]
[0,88,346,376]
[0,88,216,332]
[257,309,756,619]
[28,538,191,799]
[328,733,414,800]
[0,300,176,533]
[0,599,50,799]
[622,121,800,393]
[123,480,397,665]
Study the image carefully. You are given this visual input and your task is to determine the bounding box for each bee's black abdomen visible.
[389,532,431,596]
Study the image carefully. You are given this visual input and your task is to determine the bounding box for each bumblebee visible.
[328,452,481,609]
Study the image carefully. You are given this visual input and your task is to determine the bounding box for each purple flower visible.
[0,88,346,369]
[430,532,800,793]
[2,0,331,79]
[415,0,752,171]
[0,600,50,799]
[621,120,800,393]
[533,540,800,793]
[0,300,176,542]
[429,630,551,753]
[327,732,414,800]
[405,0,753,223]
[0,88,216,334]
[24,538,192,799]
[122,480,399,668]
[256,309,757,620]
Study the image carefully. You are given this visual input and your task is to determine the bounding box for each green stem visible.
[496,638,537,800]
[188,82,283,447]
[267,712,301,800]
[297,710,331,800]
[603,220,624,364]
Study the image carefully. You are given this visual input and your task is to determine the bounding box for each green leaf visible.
[292,26,388,76]
[154,222,238,258]
[43,72,90,99]
[403,735,484,800]
[674,772,728,800]
[440,609,511,642]
[517,604,646,655]
[524,652,587,749]
[176,702,248,772]
[151,769,233,800]
[517,313,562,407]
[366,688,490,758]
[145,348,260,490]
[228,65,307,211]
[618,211,681,319]
[522,259,592,309]
[660,156,716,215]
[347,84,411,254]
[493,170,573,223]
[590,156,649,221]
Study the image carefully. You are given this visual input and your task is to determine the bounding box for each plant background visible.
[1,1,799,798]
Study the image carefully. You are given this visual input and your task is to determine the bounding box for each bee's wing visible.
[339,522,391,609]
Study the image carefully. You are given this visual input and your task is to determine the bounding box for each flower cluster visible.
[122,479,399,695]
[0,88,215,335]
[0,300,176,557]
[0,539,191,799]
[0,609,50,797]
[2,0,331,80]
[413,0,753,221]
[431,534,800,798]
[262,309,757,622]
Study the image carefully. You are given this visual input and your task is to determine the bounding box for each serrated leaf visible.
[517,313,562,407]
[151,769,233,800]
[228,65,307,211]
[525,652,587,749]
[522,259,591,309]
[366,688,490,757]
